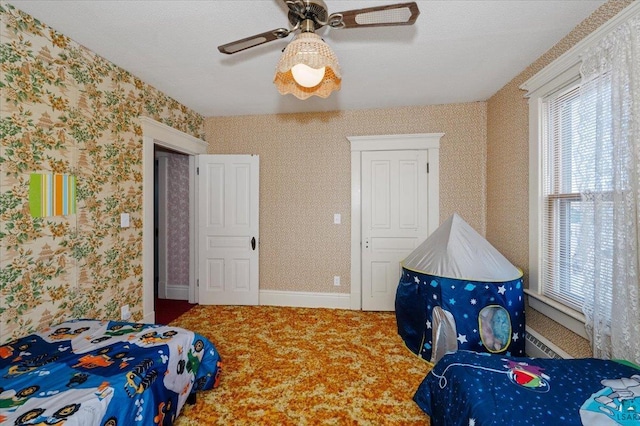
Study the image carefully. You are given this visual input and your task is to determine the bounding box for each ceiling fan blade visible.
[331,2,420,29]
[218,28,290,54]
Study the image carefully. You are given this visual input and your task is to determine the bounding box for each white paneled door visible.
[361,150,430,311]
[197,155,259,305]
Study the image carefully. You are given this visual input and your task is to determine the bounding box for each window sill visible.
[524,289,588,339]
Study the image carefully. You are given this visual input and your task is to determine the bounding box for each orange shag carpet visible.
[171,305,432,425]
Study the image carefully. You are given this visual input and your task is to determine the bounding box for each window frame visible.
[542,82,591,313]
[524,65,589,339]
[520,2,640,339]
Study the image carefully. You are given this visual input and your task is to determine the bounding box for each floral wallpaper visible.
[0,2,203,343]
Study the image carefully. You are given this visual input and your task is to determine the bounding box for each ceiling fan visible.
[218,1,420,99]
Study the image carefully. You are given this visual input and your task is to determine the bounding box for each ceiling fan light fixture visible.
[274,32,341,100]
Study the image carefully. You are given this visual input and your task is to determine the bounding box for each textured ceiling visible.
[7,0,607,117]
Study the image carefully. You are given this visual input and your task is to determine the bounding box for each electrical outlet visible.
[333,276,340,286]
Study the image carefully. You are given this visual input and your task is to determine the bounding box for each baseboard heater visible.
[525,326,572,359]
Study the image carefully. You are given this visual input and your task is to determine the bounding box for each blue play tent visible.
[395,213,525,364]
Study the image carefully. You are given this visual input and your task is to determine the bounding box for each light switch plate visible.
[120,304,131,320]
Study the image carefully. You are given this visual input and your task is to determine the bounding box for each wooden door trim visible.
[141,117,207,323]
[156,153,169,299]
[348,133,443,310]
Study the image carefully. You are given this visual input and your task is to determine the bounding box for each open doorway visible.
[154,146,195,324]
[141,117,208,324]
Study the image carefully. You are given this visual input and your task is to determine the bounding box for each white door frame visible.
[348,133,443,310]
[141,117,208,323]
[156,152,169,299]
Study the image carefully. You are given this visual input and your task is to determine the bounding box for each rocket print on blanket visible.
[413,351,640,426]
[505,360,550,393]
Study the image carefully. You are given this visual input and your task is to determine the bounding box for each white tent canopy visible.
[402,213,521,281]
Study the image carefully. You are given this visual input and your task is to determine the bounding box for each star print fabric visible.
[396,269,525,363]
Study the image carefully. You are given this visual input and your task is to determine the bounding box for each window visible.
[542,84,584,311]
[523,2,639,357]
[520,5,631,337]
[540,82,613,314]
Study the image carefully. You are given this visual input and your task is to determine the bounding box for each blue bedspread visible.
[414,350,640,426]
[0,319,222,425]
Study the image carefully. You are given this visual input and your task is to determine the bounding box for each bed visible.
[0,319,222,425]
[414,350,640,426]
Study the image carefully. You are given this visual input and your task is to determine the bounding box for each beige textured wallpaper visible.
[486,0,633,358]
[205,102,487,294]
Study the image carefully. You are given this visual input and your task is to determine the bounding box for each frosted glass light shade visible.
[291,64,326,88]
[274,32,341,100]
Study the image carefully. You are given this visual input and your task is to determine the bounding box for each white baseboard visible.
[259,290,352,310]
[164,285,189,301]
[142,311,155,324]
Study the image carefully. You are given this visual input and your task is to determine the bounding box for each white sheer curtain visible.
[578,14,640,364]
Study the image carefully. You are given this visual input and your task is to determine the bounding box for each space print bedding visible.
[414,350,640,426]
[0,319,222,425]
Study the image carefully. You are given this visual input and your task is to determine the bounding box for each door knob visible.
[251,237,256,250]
